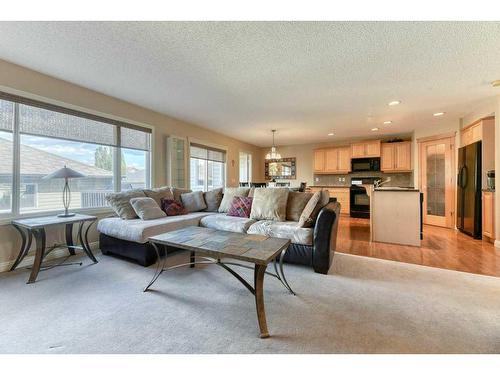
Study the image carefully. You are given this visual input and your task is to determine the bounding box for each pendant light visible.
[265,129,281,160]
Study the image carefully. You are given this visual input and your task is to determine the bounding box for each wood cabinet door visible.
[483,192,495,238]
[325,148,338,172]
[337,147,351,172]
[313,149,325,172]
[381,143,394,171]
[471,123,482,143]
[461,128,472,146]
[365,140,381,157]
[351,143,366,158]
[394,142,412,171]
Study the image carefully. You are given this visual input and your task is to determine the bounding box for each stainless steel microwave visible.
[351,157,381,172]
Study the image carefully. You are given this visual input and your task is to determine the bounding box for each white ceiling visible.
[0,21,499,146]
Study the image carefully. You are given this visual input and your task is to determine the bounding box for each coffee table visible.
[144,226,295,338]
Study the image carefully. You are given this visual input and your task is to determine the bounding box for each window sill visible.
[0,207,114,226]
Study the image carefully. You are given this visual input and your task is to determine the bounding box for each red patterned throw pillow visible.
[227,196,253,218]
[160,198,188,216]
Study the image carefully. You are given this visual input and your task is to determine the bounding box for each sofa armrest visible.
[312,201,341,274]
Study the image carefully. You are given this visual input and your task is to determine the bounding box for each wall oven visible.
[350,178,378,218]
[351,157,380,173]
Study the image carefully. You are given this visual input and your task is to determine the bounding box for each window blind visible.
[190,143,226,162]
[0,91,152,149]
[0,99,13,132]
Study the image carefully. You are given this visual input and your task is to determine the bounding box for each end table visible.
[10,214,98,284]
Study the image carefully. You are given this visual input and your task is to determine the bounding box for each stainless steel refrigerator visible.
[457,141,482,238]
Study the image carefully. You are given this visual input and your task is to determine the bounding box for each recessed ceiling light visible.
[371,127,379,131]
[433,112,445,117]
[492,80,500,87]
[327,133,334,136]
[388,100,401,106]
[383,121,392,125]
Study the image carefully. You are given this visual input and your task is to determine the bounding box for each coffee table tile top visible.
[149,226,290,265]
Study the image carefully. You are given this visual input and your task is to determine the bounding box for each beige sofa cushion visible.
[298,191,320,227]
[250,188,289,221]
[181,191,207,212]
[130,197,166,220]
[218,187,250,213]
[286,192,313,221]
[200,213,256,233]
[203,188,223,212]
[143,187,173,206]
[97,212,216,243]
[172,187,192,203]
[247,220,313,246]
[105,189,146,219]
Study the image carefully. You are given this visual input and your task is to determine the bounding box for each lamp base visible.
[58,213,76,218]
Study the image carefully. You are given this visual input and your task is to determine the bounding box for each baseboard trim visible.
[0,241,100,274]
[495,240,500,249]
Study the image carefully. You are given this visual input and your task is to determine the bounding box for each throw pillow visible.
[130,197,166,220]
[171,188,192,203]
[181,191,207,212]
[203,188,223,212]
[298,191,321,227]
[286,191,314,222]
[105,189,146,219]
[218,187,250,213]
[250,188,289,221]
[310,190,331,222]
[143,186,173,206]
[227,196,253,218]
[160,198,188,216]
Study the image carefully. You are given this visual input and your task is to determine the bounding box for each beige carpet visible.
[0,250,499,353]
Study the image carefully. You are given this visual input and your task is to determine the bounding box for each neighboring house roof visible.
[0,138,112,177]
[124,166,145,183]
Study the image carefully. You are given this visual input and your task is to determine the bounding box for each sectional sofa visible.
[97,187,340,274]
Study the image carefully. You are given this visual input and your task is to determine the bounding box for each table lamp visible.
[43,165,86,217]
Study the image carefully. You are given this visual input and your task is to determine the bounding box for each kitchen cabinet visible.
[351,140,381,158]
[381,141,412,172]
[313,146,351,174]
[461,122,482,146]
[313,149,325,173]
[483,191,495,241]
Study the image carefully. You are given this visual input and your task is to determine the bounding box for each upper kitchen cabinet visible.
[313,149,326,173]
[351,140,381,158]
[460,117,494,147]
[314,146,351,174]
[381,141,412,172]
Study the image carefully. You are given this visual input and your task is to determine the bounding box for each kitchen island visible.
[370,187,422,247]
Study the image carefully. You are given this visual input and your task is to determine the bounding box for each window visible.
[239,152,252,184]
[189,143,226,192]
[0,92,152,217]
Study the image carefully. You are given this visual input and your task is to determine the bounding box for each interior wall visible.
[0,59,264,269]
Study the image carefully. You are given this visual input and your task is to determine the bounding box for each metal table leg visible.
[78,221,98,263]
[28,228,46,284]
[65,223,76,255]
[143,243,166,292]
[10,224,32,271]
[254,264,269,338]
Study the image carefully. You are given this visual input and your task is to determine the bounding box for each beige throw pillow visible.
[311,190,331,221]
[250,188,289,221]
[143,187,173,206]
[172,188,192,203]
[105,190,146,219]
[287,192,314,222]
[218,187,250,213]
[298,191,321,227]
[130,197,166,220]
[181,191,207,212]
[203,188,223,212]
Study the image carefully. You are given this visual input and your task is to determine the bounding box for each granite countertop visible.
[483,188,495,192]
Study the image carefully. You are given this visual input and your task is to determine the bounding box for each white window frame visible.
[0,93,153,223]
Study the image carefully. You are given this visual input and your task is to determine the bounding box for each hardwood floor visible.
[336,215,500,277]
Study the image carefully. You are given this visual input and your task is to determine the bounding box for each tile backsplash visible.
[314,171,414,187]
